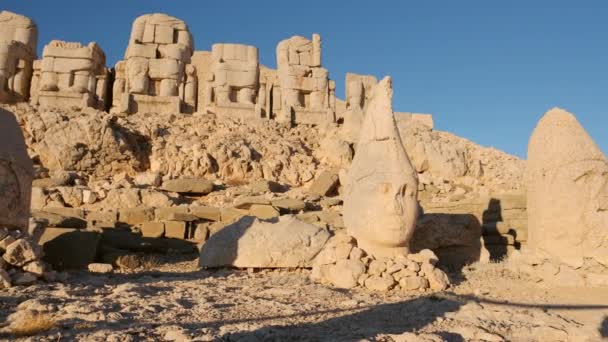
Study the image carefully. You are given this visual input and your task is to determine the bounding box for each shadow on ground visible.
[213,293,608,341]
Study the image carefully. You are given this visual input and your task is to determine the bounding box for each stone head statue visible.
[343,77,419,258]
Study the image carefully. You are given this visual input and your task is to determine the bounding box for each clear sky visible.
[5,1,608,158]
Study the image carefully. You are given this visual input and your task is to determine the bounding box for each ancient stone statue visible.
[0,108,33,231]
[0,11,37,103]
[275,34,335,125]
[527,108,608,268]
[343,76,419,258]
[111,13,197,115]
[30,40,109,111]
[342,73,378,142]
[204,43,261,119]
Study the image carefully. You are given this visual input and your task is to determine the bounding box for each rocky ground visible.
[1,255,606,341]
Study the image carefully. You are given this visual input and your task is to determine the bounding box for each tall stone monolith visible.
[343,76,419,258]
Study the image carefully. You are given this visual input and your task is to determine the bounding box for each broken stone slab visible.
[31,210,87,229]
[249,180,283,194]
[39,228,100,269]
[233,196,271,209]
[42,207,86,219]
[248,204,280,220]
[189,206,221,221]
[271,198,306,212]
[220,207,248,223]
[161,178,214,194]
[165,212,199,222]
[309,171,339,196]
[32,178,69,188]
[3,239,41,267]
[200,215,331,268]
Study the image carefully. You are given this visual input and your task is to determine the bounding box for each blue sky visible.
[5,1,608,158]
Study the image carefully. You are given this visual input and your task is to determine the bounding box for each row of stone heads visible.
[1,11,378,125]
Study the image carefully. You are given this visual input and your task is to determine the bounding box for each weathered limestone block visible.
[111,13,197,115]
[3,239,41,267]
[191,51,212,114]
[343,77,419,258]
[275,34,335,125]
[200,215,331,268]
[204,43,262,119]
[30,40,109,111]
[341,73,378,141]
[527,108,608,268]
[0,108,34,231]
[161,177,214,194]
[394,112,434,130]
[345,73,377,112]
[0,11,37,103]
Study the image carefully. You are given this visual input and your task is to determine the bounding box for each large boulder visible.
[199,215,330,268]
[0,108,33,231]
[342,77,419,258]
[527,108,608,268]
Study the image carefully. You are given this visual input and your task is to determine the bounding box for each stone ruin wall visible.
[0,11,433,129]
[0,11,37,104]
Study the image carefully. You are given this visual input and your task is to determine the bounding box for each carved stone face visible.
[348,178,418,257]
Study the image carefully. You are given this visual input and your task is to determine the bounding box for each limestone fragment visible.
[3,239,40,267]
[309,171,339,196]
[200,215,330,268]
[161,178,214,194]
[326,259,366,289]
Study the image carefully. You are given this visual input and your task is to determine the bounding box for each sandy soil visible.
[1,254,607,341]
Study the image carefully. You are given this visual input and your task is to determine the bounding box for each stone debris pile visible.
[311,232,450,292]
